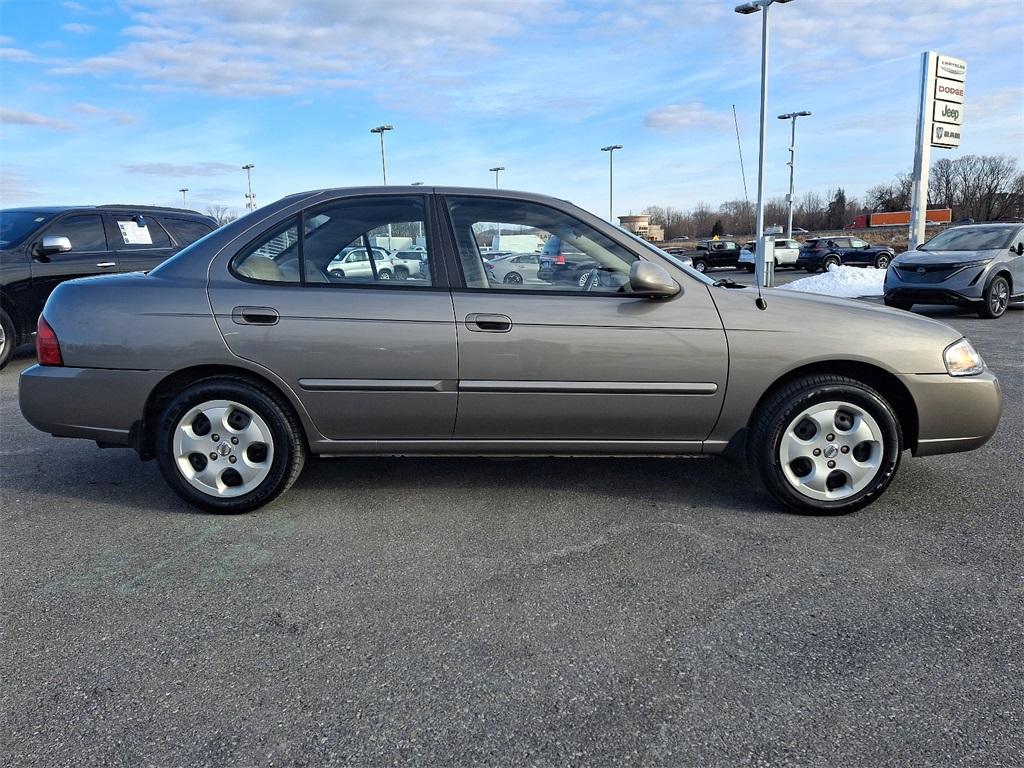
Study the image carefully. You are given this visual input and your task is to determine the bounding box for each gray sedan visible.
[19,187,1001,515]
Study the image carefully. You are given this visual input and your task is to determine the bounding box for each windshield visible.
[0,210,54,249]
[612,224,715,285]
[922,225,1019,251]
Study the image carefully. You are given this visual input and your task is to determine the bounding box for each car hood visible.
[894,248,1001,266]
[708,283,962,374]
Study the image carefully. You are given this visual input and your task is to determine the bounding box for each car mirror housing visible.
[1013,243,1023,256]
[39,235,72,256]
[629,260,680,299]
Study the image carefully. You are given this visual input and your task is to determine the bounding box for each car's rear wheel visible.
[978,274,1010,319]
[377,268,393,280]
[692,259,708,273]
[504,272,523,285]
[822,255,841,271]
[155,378,306,513]
[748,375,902,515]
[0,308,14,370]
[395,267,409,280]
[874,253,892,270]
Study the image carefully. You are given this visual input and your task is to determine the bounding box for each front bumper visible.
[19,364,167,447]
[898,370,1002,456]
[885,287,981,308]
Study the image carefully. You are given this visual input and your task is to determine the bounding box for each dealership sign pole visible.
[908,52,966,250]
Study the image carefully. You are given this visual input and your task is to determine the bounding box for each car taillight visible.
[555,254,566,265]
[36,316,63,366]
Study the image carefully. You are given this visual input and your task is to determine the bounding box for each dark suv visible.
[1,205,216,368]
[796,236,896,272]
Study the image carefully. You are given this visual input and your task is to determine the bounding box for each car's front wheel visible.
[822,255,841,271]
[0,308,15,370]
[504,272,523,285]
[155,378,306,513]
[874,253,892,269]
[978,274,1010,319]
[748,375,902,515]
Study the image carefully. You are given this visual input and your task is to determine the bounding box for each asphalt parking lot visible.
[1,301,1021,767]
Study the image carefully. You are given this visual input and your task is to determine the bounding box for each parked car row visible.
[0,205,217,368]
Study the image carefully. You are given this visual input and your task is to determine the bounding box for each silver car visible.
[19,187,1002,515]
[485,252,541,285]
[885,223,1024,318]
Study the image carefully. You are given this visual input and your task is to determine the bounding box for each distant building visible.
[618,214,664,242]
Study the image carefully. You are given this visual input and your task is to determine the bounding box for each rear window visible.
[161,217,215,246]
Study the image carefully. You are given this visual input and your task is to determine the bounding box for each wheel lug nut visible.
[826,433,835,442]
[827,460,836,468]
[231,437,239,445]
[209,452,218,460]
[840,445,850,454]
[212,434,220,442]
[229,455,237,464]
[812,448,821,456]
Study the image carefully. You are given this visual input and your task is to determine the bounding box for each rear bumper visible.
[19,364,167,447]
[898,370,1002,456]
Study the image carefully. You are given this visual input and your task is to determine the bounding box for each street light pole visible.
[242,163,256,211]
[777,111,811,239]
[370,124,394,185]
[735,0,795,288]
[489,166,504,189]
[179,187,188,207]
[489,167,506,250]
[601,145,622,222]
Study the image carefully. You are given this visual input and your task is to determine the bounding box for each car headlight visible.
[944,338,985,376]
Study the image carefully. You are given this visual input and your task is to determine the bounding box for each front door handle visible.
[465,313,512,333]
[232,306,280,325]
[95,262,116,268]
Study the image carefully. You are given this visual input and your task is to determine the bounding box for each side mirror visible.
[629,260,680,299]
[38,235,72,256]
[1013,243,1024,256]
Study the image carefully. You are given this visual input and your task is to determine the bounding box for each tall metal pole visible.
[778,111,810,240]
[370,125,394,250]
[490,166,504,189]
[179,187,188,207]
[753,2,769,287]
[242,163,255,211]
[601,145,622,223]
[489,167,505,250]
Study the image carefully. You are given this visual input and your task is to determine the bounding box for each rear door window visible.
[160,217,215,246]
[109,214,172,248]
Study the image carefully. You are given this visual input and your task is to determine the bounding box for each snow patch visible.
[779,265,885,298]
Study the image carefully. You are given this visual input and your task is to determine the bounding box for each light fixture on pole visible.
[178,187,189,207]
[411,181,424,186]
[370,124,394,185]
[600,145,623,222]
[242,163,256,211]
[777,111,811,240]
[734,0,795,289]
[489,166,505,189]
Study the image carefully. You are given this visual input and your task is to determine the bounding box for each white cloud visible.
[0,108,75,132]
[645,103,732,133]
[72,102,140,124]
[60,22,96,34]
[123,162,241,176]
[62,1,86,9]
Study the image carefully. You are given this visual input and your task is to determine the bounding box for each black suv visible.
[796,236,896,273]
[670,239,742,273]
[1,205,217,368]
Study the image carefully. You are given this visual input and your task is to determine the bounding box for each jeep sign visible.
[933,100,963,126]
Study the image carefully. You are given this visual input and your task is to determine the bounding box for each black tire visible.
[748,374,902,515]
[504,272,523,285]
[395,267,409,281]
[805,265,818,273]
[874,252,892,270]
[155,378,306,513]
[328,268,345,278]
[978,274,1010,319]
[884,297,913,311]
[377,268,393,280]
[822,255,841,272]
[692,259,708,273]
[0,308,15,371]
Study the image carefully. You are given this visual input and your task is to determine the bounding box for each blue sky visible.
[1,0,1022,218]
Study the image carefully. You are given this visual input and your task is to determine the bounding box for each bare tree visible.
[206,205,238,227]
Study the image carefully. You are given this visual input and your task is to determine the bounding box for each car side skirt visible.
[310,439,708,456]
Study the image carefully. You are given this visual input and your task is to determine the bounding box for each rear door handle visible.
[465,313,512,333]
[95,262,117,268]
[232,306,280,325]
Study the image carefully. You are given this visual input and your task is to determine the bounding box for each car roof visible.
[2,204,212,218]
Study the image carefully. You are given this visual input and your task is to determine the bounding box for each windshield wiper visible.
[713,278,746,289]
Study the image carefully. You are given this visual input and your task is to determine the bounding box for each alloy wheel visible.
[990,278,1009,316]
[778,400,884,502]
[172,399,275,498]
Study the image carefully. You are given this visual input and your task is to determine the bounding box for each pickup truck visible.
[667,239,741,273]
